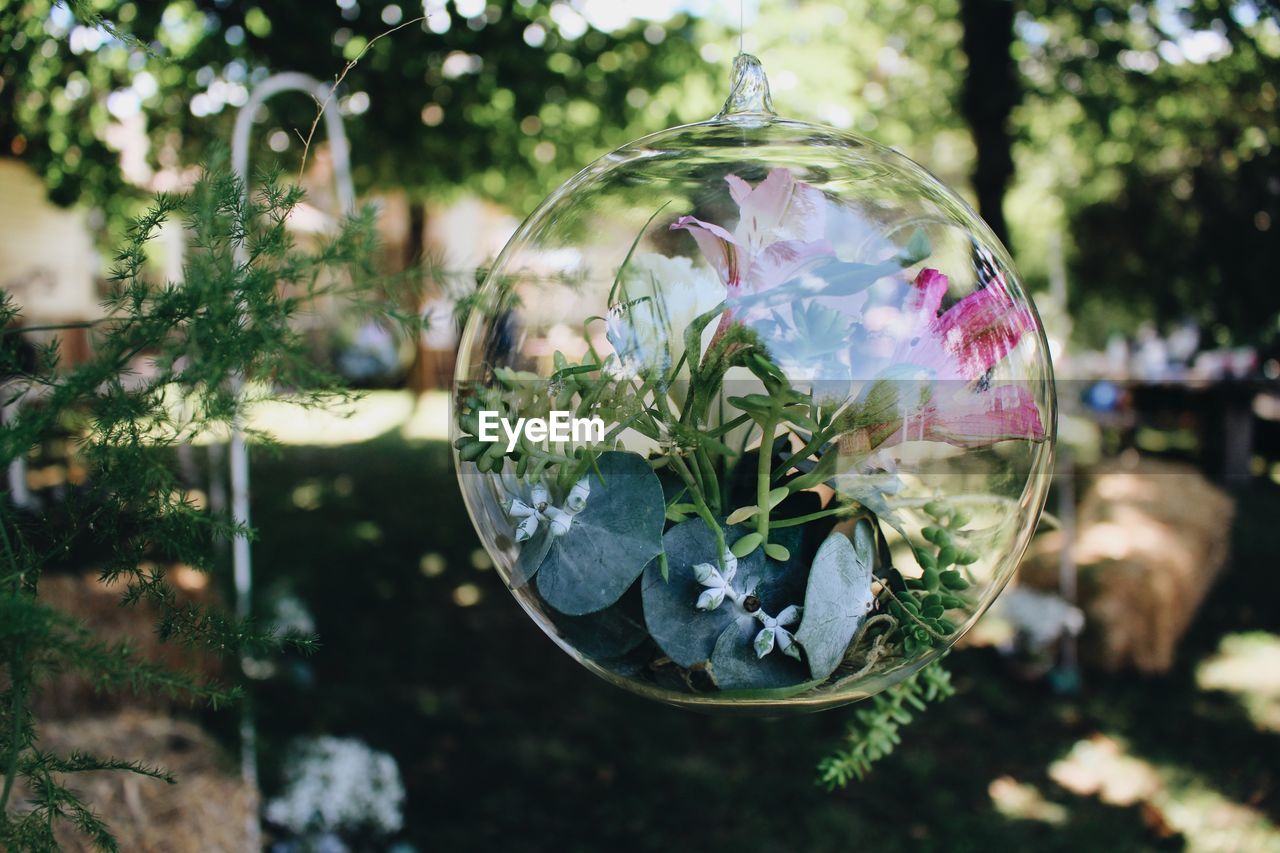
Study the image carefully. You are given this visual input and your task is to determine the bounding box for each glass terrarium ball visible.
[453,56,1055,712]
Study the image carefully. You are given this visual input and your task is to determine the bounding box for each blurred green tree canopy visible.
[1,0,1277,344]
[0,0,716,217]
[1013,0,1280,343]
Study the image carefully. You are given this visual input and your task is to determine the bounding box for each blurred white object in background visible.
[0,159,99,322]
[265,736,405,842]
[990,585,1086,653]
[337,320,403,382]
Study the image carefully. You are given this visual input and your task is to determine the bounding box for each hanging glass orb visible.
[452,55,1055,712]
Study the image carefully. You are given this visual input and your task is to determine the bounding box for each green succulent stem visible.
[818,660,955,787]
[774,422,837,482]
[668,453,728,574]
[880,577,955,644]
[769,503,857,529]
[695,446,721,515]
[755,414,778,546]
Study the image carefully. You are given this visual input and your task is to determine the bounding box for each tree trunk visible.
[960,0,1018,248]
[404,199,430,394]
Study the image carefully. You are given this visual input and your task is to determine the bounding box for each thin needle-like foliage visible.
[0,153,421,851]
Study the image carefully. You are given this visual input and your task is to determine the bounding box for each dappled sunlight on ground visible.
[1050,735,1162,806]
[397,392,452,443]
[1050,734,1280,851]
[239,435,1280,850]
[1197,632,1280,733]
[988,775,1069,825]
[232,390,450,446]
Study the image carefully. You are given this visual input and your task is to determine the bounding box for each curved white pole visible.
[228,71,356,844]
[232,72,356,214]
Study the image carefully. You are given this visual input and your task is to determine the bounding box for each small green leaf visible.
[745,350,787,382]
[782,405,818,432]
[922,567,940,591]
[763,542,791,562]
[766,487,789,509]
[940,571,970,591]
[725,505,759,525]
[682,301,726,378]
[493,366,519,387]
[730,531,763,558]
[665,502,698,523]
[923,500,948,519]
[726,393,779,418]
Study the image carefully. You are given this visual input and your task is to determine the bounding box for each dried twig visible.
[296,16,427,181]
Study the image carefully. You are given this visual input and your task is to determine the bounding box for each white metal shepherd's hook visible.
[228,70,355,839]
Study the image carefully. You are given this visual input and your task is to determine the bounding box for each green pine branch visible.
[818,660,956,788]
[1,151,416,849]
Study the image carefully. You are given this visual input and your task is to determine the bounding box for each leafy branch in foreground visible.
[817,660,956,788]
[63,1,149,53]
[0,151,416,850]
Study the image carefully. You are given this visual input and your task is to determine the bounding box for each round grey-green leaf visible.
[510,525,553,588]
[795,521,876,680]
[641,518,762,668]
[554,586,649,661]
[642,517,807,670]
[535,451,666,615]
[708,616,809,691]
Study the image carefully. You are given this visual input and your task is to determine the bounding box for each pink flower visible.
[871,267,1046,447]
[671,168,833,298]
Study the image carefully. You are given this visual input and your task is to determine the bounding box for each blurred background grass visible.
[238,406,1280,851]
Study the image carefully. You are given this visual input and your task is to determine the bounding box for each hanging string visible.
[739,0,744,54]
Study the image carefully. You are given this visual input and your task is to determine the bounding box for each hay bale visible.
[1020,458,1235,673]
[33,567,224,719]
[17,711,257,852]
